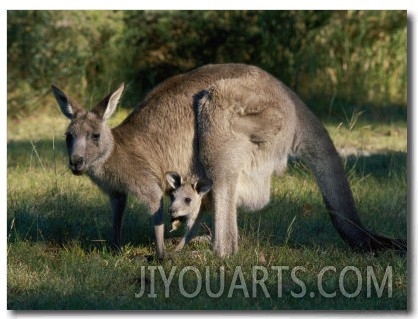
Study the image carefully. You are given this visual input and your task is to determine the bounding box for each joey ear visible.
[165,171,183,189]
[51,84,84,120]
[193,178,212,196]
[93,83,124,121]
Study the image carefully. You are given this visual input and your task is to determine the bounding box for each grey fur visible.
[52,63,406,258]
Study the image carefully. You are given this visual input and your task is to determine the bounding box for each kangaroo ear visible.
[51,85,84,120]
[193,178,212,196]
[166,171,183,189]
[93,83,124,121]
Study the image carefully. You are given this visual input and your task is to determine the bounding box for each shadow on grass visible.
[7,138,407,254]
[239,151,407,251]
[7,192,157,252]
[344,151,407,179]
[305,97,407,125]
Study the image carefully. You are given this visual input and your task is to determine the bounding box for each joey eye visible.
[92,132,101,140]
[184,198,191,205]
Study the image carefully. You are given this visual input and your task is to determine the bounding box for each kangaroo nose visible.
[169,208,176,216]
[69,155,85,175]
[71,155,84,168]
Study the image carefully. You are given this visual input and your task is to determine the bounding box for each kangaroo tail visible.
[292,103,406,253]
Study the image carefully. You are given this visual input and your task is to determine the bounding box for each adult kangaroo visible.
[52,63,406,258]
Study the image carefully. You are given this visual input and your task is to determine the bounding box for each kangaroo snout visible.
[168,207,182,218]
[69,155,85,175]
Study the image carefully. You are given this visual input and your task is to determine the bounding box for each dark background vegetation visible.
[7,10,406,120]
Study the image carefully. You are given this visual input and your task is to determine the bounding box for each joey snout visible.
[168,206,190,219]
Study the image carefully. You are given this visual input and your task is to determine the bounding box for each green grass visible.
[7,111,407,310]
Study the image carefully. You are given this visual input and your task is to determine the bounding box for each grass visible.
[7,109,407,310]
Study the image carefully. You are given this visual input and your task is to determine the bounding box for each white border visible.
[2,1,416,318]
[1,0,417,10]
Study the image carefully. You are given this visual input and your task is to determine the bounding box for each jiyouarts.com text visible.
[134,265,393,299]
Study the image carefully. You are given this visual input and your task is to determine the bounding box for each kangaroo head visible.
[51,83,124,175]
[165,171,212,221]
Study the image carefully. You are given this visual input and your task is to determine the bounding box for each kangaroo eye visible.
[92,133,100,140]
[184,198,191,204]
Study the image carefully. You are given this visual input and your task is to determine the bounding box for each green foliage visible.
[7,11,124,118]
[301,11,407,111]
[7,10,406,118]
